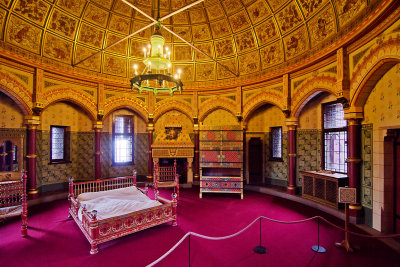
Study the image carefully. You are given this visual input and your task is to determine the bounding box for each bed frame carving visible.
[68,174,177,254]
[0,170,27,236]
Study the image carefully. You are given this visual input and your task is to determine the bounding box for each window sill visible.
[269,158,284,162]
[48,161,72,165]
[112,162,135,167]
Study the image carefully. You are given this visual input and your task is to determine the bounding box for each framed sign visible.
[338,187,357,204]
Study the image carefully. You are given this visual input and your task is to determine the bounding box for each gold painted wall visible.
[0,91,24,128]
[39,102,93,132]
[247,104,286,132]
[364,64,400,127]
[201,109,238,126]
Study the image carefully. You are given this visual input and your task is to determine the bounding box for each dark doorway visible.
[248,137,263,185]
[159,158,187,184]
[394,131,400,234]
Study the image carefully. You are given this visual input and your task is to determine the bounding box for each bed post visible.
[21,169,28,237]
[153,161,159,200]
[68,177,74,218]
[133,170,137,186]
[172,192,178,226]
[89,210,99,255]
[175,174,180,200]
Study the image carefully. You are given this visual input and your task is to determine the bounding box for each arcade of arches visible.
[1,0,400,237]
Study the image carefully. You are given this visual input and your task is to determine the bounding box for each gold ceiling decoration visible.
[0,0,373,82]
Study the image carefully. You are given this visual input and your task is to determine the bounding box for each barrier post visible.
[188,234,191,267]
[311,217,326,253]
[253,217,267,254]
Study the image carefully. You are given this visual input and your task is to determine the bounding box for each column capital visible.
[93,121,103,130]
[147,123,154,132]
[24,115,40,127]
[285,117,298,127]
[344,107,363,120]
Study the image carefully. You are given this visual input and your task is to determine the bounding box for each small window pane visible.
[323,103,346,129]
[324,131,347,173]
[271,127,282,159]
[114,136,133,163]
[51,127,64,160]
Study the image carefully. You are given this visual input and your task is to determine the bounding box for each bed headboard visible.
[69,174,137,197]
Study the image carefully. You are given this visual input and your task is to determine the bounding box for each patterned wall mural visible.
[0,91,24,128]
[247,104,286,132]
[364,64,400,127]
[202,109,239,127]
[39,102,93,132]
[0,0,377,81]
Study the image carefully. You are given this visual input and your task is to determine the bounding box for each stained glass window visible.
[322,102,347,173]
[270,127,282,160]
[113,116,134,164]
[50,126,66,162]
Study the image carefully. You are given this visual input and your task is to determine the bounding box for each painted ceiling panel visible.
[0,0,379,82]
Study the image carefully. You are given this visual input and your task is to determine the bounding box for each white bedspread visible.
[77,186,161,221]
[77,186,143,201]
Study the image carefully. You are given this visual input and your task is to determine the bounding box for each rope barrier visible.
[146,214,400,267]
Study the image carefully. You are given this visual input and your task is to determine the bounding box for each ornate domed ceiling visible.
[0,0,377,83]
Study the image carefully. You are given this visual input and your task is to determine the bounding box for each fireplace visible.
[152,125,194,186]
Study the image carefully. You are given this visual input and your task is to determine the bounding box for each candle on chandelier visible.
[148,61,151,72]
[177,69,181,79]
[168,63,171,74]
[143,48,146,58]
[133,64,138,75]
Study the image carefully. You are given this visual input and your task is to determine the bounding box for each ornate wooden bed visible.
[0,170,27,237]
[68,174,177,254]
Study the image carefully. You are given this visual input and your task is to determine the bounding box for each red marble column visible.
[147,121,154,183]
[287,125,297,195]
[27,124,39,199]
[347,118,363,219]
[194,120,200,183]
[242,125,246,183]
[94,127,101,180]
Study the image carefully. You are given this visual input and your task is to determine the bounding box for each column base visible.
[286,186,296,195]
[28,189,39,199]
[349,204,363,223]
[146,175,153,185]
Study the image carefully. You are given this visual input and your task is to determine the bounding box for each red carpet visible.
[0,187,398,267]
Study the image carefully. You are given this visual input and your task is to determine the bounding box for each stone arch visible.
[198,97,237,122]
[291,75,337,118]
[154,99,194,123]
[0,70,32,115]
[41,88,97,121]
[243,91,284,123]
[350,36,400,108]
[292,89,337,118]
[103,95,148,122]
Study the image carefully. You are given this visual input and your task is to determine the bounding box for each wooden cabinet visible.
[199,127,243,198]
[300,170,348,209]
[200,167,243,199]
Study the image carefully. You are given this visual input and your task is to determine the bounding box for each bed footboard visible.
[0,170,27,237]
[68,176,177,254]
